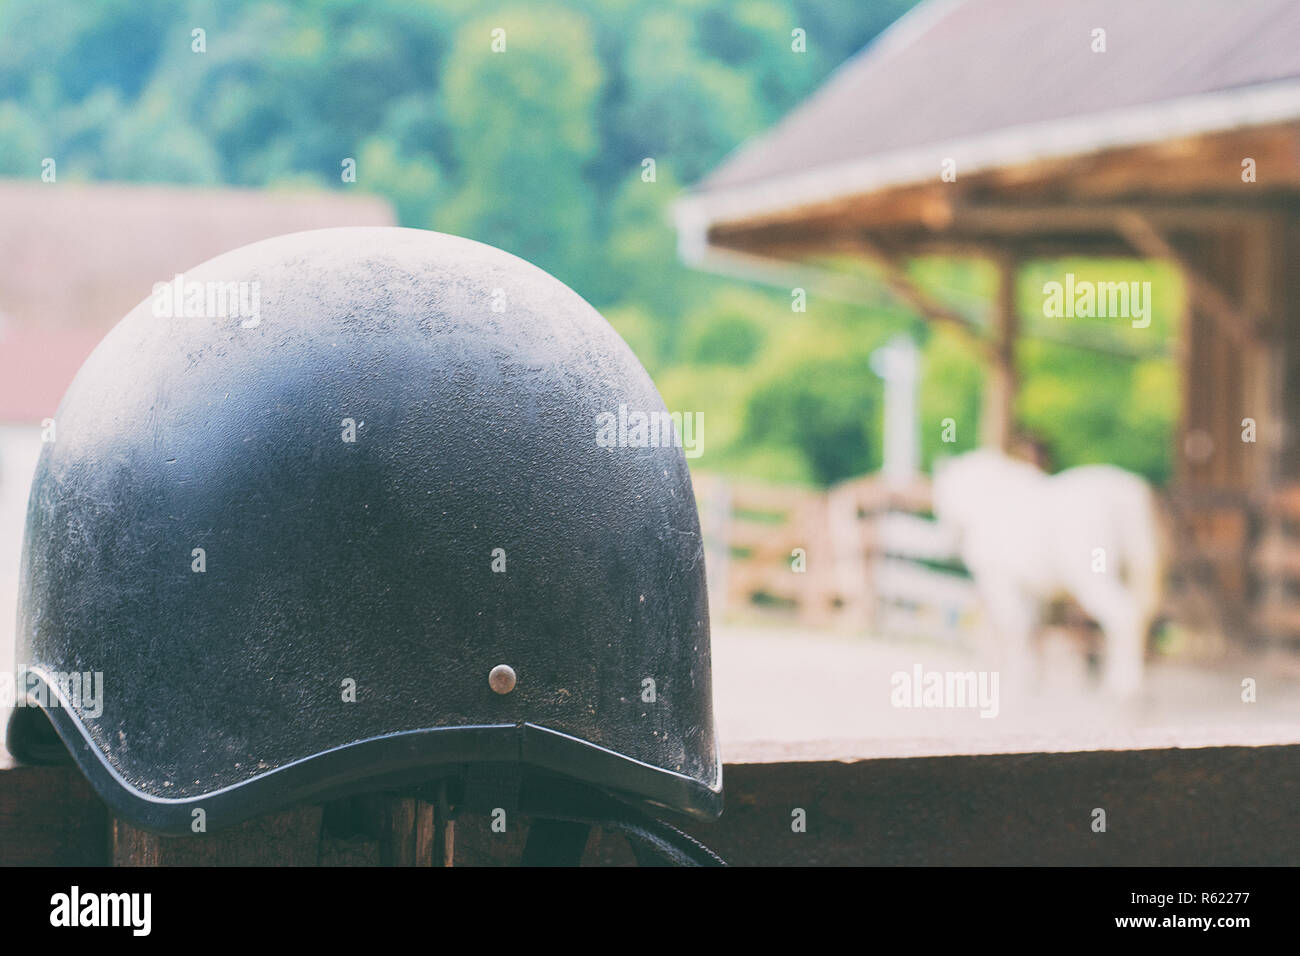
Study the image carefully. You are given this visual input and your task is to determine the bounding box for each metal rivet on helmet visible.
[488,664,517,695]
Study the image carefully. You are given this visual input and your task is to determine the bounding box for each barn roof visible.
[0,180,394,423]
[678,0,1300,256]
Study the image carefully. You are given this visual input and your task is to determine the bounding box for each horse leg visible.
[1071,577,1144,697]
[978,581,1038,708]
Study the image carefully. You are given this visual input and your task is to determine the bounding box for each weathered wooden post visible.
[981,250,1020,452]
[109,795,455,866]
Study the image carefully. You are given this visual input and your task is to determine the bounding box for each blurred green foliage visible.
[0,0,1178,486]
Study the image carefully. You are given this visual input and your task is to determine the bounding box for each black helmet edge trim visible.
[521,722,722,818]
[7,669,722,836]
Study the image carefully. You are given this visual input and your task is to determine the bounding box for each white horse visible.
[932,450,1163,698]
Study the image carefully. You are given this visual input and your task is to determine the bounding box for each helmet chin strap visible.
[518,792,727,868]
[459,766,726,867]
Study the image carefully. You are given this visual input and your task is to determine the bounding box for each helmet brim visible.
[7,668,723,836]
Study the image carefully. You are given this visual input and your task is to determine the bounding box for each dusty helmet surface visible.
[8,227,721,839]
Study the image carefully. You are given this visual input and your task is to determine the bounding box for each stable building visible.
[675,0,1300,646]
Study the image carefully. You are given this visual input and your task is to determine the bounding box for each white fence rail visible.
[695,472,982,642]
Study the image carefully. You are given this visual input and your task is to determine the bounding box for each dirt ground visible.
[711,620,1300,759]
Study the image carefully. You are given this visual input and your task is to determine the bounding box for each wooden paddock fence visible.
[693,472,981,641]
[695,470,1300,650]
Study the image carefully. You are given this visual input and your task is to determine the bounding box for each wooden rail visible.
[4,736,1297,865]
[695,472,978,641]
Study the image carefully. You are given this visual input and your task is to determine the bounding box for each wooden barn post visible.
[981,249,1020,452]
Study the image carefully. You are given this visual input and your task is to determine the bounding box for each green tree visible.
[436,7,602,287]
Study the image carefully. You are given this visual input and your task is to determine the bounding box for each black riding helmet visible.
[8,227,723,865]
